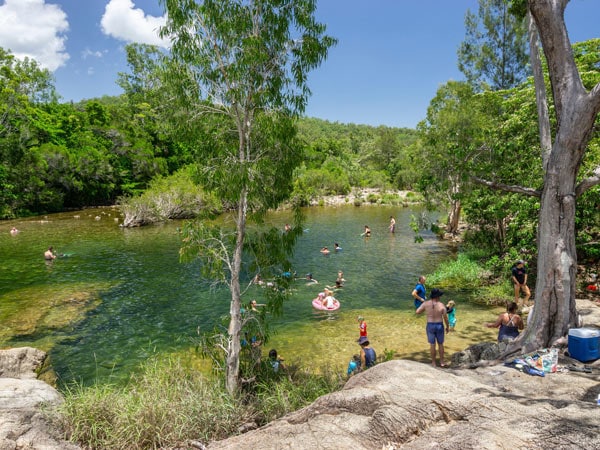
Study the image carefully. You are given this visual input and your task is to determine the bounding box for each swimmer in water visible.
[306,273,319,284]
[44,246,57,260]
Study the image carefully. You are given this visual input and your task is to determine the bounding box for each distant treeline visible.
[0,46,417,219]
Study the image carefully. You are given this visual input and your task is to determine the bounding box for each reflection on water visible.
[0,206,500,385]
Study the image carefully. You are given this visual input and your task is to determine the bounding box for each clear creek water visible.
[0,205,500,385]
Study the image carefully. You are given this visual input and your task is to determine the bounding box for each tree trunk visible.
[225,188,248,395]
[446,198,461,235]
[495,217,506,251]
[519,160,578,352]
[511,0,600,352]
[445,177,461,235]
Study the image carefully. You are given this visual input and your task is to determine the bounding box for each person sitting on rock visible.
[358,336,376,370]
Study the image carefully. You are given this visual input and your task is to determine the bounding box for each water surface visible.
[0,206,500,384]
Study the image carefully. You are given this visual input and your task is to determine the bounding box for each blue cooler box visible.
[568,328,600,362]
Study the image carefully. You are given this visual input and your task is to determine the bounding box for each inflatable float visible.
[312,296,340,311]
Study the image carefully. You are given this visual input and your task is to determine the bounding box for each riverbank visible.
[3,299,598,449]
[208,298,600,449]
[310,188,418,207]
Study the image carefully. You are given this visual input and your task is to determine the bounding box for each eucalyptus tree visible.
[475,1,600,351]
[458,0,530,91]
[159,0,335,394]
[517,1,600,350]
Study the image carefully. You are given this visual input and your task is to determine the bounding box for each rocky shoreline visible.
[2,299,598,449]
[0,347,80,449]
[310,188,415,207]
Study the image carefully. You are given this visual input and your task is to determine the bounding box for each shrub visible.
[119,167,220,227]
[367,193,378,203]
[58,354,343,449]
[427,254,486,290]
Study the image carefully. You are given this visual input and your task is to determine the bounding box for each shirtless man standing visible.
[416,288,450,367]
[44,246,57,260]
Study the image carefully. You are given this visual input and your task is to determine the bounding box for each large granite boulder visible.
[207,359,600,449]
[0,347,80,450]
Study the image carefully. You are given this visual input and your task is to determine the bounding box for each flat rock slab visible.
[208,359,600,450]
[0,347,80,450]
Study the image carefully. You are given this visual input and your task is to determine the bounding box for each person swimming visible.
[306,273,319,284]
[44,246,57,260]
[320,247,330,255]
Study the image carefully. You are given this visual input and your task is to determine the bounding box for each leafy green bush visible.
[380,193,401,205]
[367,193,379,203]
[119,166,220,226]
[473,280,513,305]
[427,254,486,290]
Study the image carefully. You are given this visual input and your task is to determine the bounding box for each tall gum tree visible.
[159,0,335,394]
[477,0,600,351]
[524,0,600,350]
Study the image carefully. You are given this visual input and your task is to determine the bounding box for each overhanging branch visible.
[472,176,541,197]
[576,166,600,197]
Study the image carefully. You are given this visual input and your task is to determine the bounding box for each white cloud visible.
[82,48,105,60]
[0,0,69,71]
[101,0,168,48]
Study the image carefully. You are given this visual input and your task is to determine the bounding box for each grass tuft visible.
[57,354,343,449]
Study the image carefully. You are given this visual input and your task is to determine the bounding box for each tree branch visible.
[576,166,600,197]
[471,176,541,197]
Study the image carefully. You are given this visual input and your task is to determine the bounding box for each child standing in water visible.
[446,300,457,332]
[358,316,367,338]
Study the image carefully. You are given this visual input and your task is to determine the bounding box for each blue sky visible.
[0,0,599,128]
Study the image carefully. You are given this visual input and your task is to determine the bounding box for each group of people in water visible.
[404,259,532,367]
[248,220,533,374]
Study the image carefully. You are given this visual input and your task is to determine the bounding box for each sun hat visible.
[516,259,525,265]
[430,288,444,299]
[357,336,370,345]
[357,316,364,321]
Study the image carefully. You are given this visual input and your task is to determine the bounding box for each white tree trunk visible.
[447,198,461,235]
[225,187,247,395]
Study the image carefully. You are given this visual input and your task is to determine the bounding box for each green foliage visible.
[119,167,218,226]
[427,254,487,291]
[58,354,343,449]
[458,0,530,91]
[58,355,241,448]
[253,362,342,423]
[409,214,424,243]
